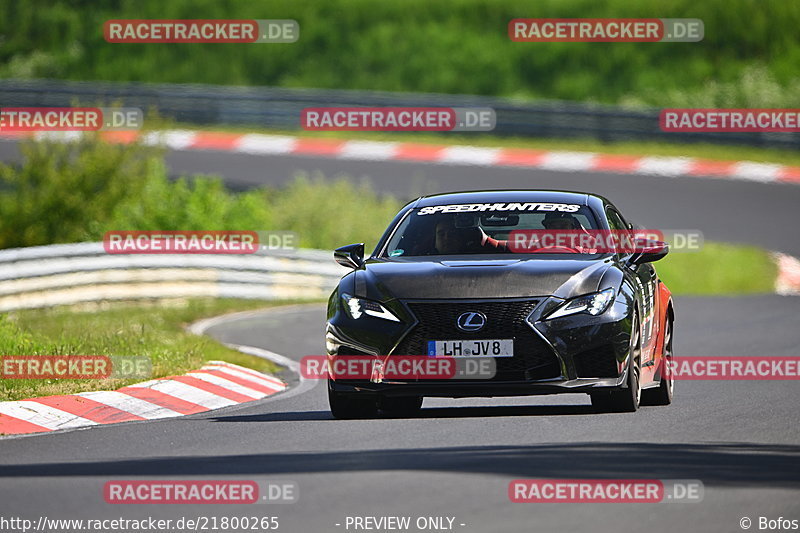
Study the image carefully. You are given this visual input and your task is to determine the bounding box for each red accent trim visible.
[653,281,673,375]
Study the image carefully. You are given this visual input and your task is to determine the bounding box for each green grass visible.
[0,298,320,402]
[656,242,777,295]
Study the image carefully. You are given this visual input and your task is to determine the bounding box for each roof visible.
[412,190,595,208]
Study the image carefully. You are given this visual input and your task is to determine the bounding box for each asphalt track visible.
[0,139,798,532]
[2,139,800,255]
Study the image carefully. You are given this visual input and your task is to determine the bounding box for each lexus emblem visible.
[457,312,487,332]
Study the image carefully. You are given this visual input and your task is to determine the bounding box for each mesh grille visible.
[393,300,562,381]
[573,345,619,378]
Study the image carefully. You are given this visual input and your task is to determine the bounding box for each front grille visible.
[393,300,562,381]
[573,345,619,378]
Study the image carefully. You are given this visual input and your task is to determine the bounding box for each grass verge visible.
[656,242,777,295]
[0,298,321,402]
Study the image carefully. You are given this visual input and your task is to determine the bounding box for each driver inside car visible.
[541,211,583,230]
[537,211,594,252]
[434,218,483,254]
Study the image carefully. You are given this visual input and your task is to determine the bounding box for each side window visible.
[605,207,632,258]
[605,208,626,231]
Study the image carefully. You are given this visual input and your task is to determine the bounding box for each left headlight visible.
[341,293,401,322]
[544,288,615,320]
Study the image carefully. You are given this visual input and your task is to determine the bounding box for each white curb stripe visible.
[731,162,781,182]
[187,372,267,399]
[140,130,198,150]
[636,157,693,177]
[339,141,398,160]
[127,379,238,409]
[203,365,286,391]
[0,401,98,430]
[775,252,800,295]
[437,146,501,166]
[539,151,596,171]
[34,131,83,142]
[236,134,298,155]
[77,391,182,419]
[206,360,287,387]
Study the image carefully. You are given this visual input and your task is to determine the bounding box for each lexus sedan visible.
[325,190,674,418]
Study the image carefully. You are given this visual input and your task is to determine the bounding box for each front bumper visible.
[326,295,634,396]
[328,374,627,399]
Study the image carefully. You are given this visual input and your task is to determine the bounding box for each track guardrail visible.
[1,79,796,149]
[0,242,343,312]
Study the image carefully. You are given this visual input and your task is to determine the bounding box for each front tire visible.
[592,313,642,413]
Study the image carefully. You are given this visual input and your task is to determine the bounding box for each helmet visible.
[542,212,581,229]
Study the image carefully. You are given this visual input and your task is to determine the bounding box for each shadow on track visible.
[206,404,597,423]
[2,442,798,489]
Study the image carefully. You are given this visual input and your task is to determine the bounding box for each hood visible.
[354,257,614,301]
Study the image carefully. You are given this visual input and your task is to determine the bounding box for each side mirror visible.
[334,243,365,269]
[629,239,669,265]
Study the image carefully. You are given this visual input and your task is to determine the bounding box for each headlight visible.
[341,293,400,322]
[544,288,615,320]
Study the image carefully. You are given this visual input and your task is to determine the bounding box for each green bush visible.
[0,136,400,251]
[0,136,161,247]
[268,172,401,251]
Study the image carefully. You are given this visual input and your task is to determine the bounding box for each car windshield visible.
[382,203,602,257]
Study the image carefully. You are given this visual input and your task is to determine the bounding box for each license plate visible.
[427,339,514,357]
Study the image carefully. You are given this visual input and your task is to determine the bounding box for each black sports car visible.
[325,190,674,418]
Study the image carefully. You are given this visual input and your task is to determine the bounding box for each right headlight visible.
[543,288,615,320]
[341,293,400,322]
